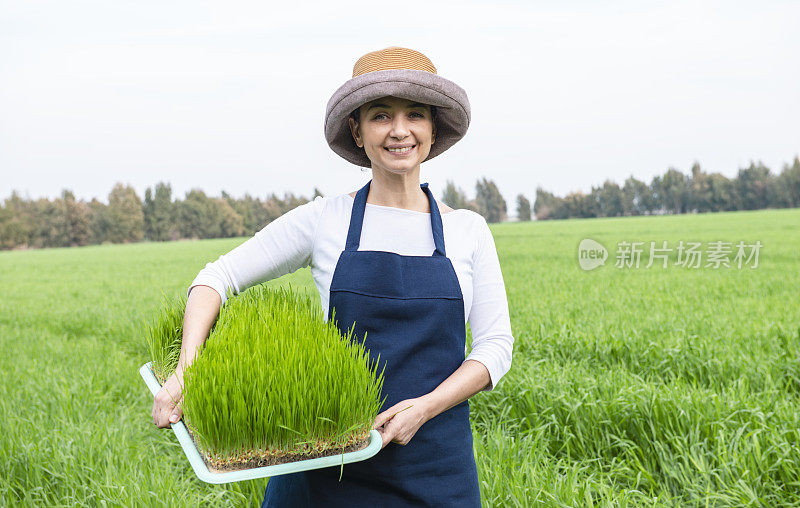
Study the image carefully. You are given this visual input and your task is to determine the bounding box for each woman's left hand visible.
[373,397,432,449]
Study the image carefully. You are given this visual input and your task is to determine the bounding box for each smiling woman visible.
[153,45,514,508]
[264,45,496,507]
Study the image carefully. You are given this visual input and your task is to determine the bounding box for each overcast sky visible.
[1,0,798,210]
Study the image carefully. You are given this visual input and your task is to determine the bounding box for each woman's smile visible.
[384,144,416,156]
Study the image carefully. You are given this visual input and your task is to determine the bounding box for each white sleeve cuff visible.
[187,267,234,307]
[464,337,513,392]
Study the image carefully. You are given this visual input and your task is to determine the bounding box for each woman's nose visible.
[389,115,411,139]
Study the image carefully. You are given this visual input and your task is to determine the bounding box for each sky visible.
[1,0,798,212]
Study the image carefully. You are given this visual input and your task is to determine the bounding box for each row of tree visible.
[532,158,800,220]
[0,183,322,250]
[0,177,515,250]
[4,157,796,250]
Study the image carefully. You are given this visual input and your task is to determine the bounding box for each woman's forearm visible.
[420,360,491,420]
[175,284,222,379]
[153,284,221,427]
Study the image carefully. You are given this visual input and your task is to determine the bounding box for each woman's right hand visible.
[152,372,184,428]
[151,284,222,429]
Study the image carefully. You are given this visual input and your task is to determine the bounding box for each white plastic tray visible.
[140,362,382,484]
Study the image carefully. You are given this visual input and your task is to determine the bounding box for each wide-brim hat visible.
[324,46,471,168]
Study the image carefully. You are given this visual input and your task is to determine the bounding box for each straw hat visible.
[324,46,471,167]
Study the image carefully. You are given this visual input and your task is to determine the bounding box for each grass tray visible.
[140,362,382,484]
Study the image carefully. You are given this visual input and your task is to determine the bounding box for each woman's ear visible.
[348,117,363,148]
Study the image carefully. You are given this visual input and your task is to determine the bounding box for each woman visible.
[152,46,514,507]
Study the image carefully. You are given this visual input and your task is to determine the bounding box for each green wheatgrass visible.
[144,293,187,384]
[3,209,800,505]
[147,284,385,468]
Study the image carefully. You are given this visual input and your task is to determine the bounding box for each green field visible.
[1,208,798,507]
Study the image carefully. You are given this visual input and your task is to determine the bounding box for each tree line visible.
[0,183,321,250]
[0,177,513,250]
[531,158,800,220]
[3,158,797,250]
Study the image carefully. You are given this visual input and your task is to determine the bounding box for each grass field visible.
[1,208,798,507]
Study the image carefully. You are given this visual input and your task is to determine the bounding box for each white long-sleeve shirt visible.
[187,192,514,391]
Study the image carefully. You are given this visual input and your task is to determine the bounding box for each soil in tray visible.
[184,426,373,473]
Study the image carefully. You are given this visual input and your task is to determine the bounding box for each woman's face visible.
[348,96,436,175]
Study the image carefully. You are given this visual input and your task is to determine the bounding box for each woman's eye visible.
[373,112,424,120]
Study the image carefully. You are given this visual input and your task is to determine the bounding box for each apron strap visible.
[344,180,371,252]
[421,183,447,257]
[345,179,447,257]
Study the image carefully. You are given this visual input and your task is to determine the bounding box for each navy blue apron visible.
[262,179,481,507]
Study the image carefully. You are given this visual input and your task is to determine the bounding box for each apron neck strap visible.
[345,179,447,257]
